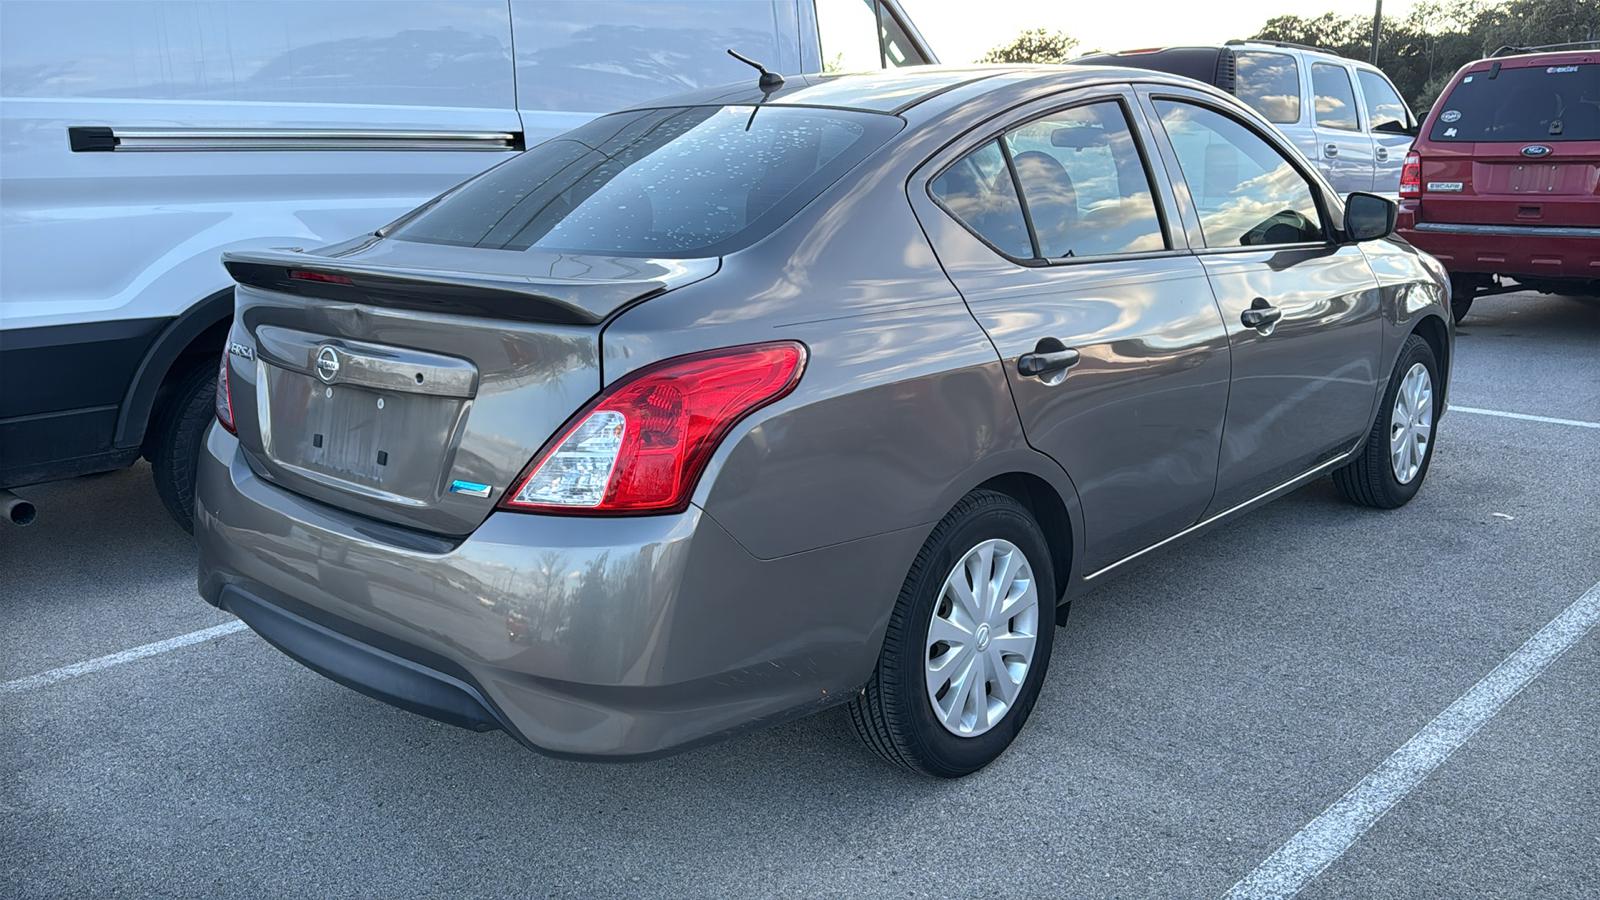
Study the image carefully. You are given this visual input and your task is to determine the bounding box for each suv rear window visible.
[391,105,900,257]
[1429,63,1600,142]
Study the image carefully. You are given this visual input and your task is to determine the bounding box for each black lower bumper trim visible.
[219,585,502,734]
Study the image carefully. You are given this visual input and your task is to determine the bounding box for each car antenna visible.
[727,49,785,90]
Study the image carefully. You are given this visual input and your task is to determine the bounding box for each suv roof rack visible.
[1224,39,1332,55]
[1490,40,1600,57]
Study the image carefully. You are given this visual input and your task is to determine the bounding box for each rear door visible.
[909,89,1232,573]
[1310,61,1377,193]
[1141,89,1383,515]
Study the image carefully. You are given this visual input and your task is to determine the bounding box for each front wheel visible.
[848,490,1055,778]
[1332,335,1440,509]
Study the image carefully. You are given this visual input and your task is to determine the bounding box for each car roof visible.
[621,64,1225,117]
[1461,47,1600,68]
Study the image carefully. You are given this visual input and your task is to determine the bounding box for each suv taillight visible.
[500,342,807,515]
[1399,151,1422,198]
[215,352,236,435]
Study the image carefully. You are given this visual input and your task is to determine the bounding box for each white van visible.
[0,0,935,528]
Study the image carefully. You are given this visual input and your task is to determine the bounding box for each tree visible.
[979,29,1080,64]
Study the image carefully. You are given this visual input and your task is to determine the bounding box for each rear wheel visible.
[1332,335,1439,509]
[1449,274,1478,323]
[149,360,218,533]
[849,490,1055,778]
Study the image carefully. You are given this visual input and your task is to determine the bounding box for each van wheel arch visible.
[117,288,234,454]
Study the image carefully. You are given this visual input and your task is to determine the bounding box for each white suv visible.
[1076,41,1421,196]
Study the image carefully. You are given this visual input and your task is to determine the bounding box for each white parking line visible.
[1223,579,1600,900]
[1450,405,1600,429]
[1,620,248,695]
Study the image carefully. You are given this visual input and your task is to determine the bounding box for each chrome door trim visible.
[1083,444,1360,582]
[71,127,521,152]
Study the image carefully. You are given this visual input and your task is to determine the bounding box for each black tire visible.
[149,360,219,533]
[848,490,1056,778]
[1332,335,1440,509]
[1449,274,1477,324]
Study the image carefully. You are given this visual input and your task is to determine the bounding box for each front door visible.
[1143,91,1384,514]
[909,93,1232,572]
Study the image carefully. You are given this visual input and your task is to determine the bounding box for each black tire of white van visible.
[148,360,218,533]
[1332,335,1440,510]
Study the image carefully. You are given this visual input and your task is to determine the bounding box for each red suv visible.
[1396,43,1600,322]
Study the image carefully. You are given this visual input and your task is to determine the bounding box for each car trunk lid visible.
[221,244,717,536]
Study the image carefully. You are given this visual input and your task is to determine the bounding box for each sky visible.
[900,0,1415,65]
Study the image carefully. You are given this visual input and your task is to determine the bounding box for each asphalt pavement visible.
[3,289,1597,899]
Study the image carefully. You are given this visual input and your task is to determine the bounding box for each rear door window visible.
[1234,51,1301,125]
[1312,63,1361,131]
[1000,101,1166,259]
[816,0,929,71]
[1429,64,1600,142]
[391,105,900,257]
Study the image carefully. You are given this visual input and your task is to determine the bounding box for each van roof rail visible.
[1225,39,1332,55]
[1490,40,1600,57]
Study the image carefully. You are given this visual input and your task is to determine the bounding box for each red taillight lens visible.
[215,352,237,435]
[1399,151,1422,198]
[500,342,807,515]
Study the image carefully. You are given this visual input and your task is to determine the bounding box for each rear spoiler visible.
[223,249,667,326]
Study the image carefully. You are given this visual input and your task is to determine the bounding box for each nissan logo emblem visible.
[1521,145,1553,158]
[315,346,341,383]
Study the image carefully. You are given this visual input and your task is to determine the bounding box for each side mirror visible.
[1344,192,1397,242]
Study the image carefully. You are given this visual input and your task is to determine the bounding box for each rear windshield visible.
[1429,63,1600,142]
[390,106,901,257]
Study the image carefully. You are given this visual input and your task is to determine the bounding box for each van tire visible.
[149,360,218,533]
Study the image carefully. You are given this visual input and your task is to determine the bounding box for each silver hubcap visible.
[925,538,1040,738]
[1389,362,1434,485]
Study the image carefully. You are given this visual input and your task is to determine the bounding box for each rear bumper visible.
[196,426,914,759]
[1397,210,1600,279]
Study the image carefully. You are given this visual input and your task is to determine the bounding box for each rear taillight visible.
[1399,151,1422,198]
[500,342,807,515]
[215,353,236,435]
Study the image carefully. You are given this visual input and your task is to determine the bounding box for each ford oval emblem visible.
[1521,145,1553,158]
[315,346,341,383]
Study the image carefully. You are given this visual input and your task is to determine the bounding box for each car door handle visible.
[1375,146,1389,162]
[1240,298,1282,330]
[1324,143,1339,158]
[1017,347,1081,378]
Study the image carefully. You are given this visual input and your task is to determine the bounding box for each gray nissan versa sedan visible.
[196,66,1454,777]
